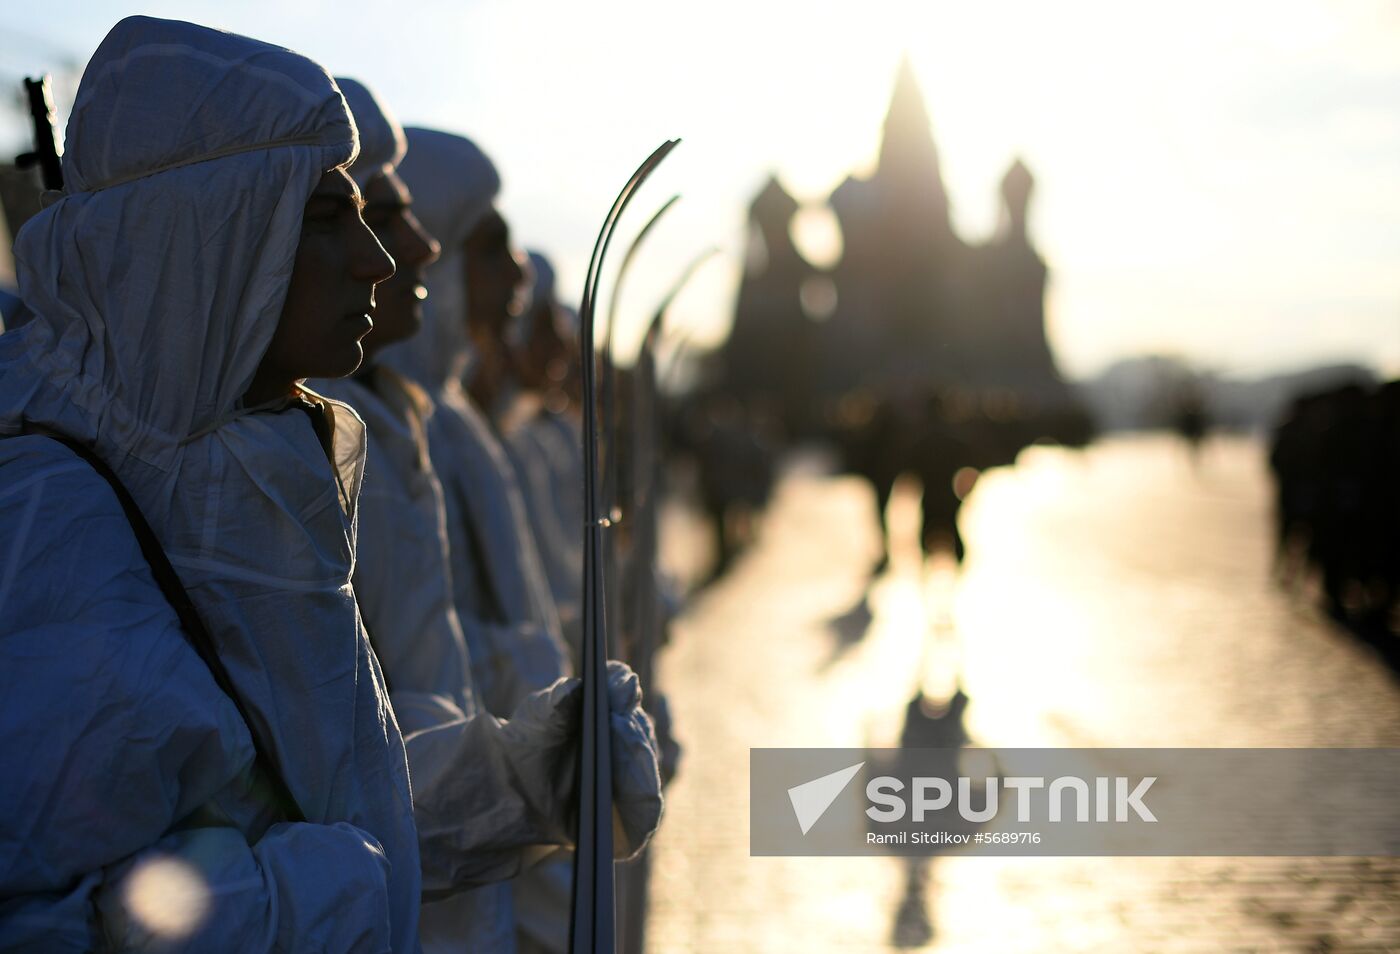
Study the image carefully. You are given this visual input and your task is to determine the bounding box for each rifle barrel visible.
[22,76,64,192]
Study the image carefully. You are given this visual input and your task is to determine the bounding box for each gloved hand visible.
[605,661,663,860]
[497,661,663,861]
[496,676,581,847]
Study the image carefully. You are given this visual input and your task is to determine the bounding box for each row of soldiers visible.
[0,16,677,953]
[1270,381,1400,642]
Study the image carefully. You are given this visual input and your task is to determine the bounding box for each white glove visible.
[605,661,664,860]
[498,660,663,861]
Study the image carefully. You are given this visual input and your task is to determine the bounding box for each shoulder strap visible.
[22,424,308,824]
[294,401,393,694]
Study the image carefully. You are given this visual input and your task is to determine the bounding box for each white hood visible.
[337,76,407,189]
[0,16,422,952]
[379,126,500,395]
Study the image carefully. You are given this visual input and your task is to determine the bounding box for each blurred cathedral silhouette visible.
[692,57,1091,569]
[719,57,1090,447]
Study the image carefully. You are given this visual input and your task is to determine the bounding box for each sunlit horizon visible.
[1,0,1397,381]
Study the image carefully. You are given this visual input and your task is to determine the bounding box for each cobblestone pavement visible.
[644,435,1400,953]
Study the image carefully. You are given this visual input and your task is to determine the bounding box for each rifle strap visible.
[21,424,308,824]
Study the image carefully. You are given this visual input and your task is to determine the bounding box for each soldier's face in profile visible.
[253,168,394,397]
[358,169,440,357]
[463,207,526,338]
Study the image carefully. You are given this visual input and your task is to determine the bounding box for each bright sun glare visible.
[2,0,1397,376]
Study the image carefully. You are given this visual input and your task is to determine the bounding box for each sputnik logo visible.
[787,762,865,835]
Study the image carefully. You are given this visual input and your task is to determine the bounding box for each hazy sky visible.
[2,0,1397,378]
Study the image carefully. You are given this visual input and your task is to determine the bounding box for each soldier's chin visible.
[326,339,365,379]
[365,307,421,352]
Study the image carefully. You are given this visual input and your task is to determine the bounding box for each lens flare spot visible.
[952,466,981,501]
[121,855,210,940]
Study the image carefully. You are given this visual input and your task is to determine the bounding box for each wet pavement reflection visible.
[645,435,1400,953]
